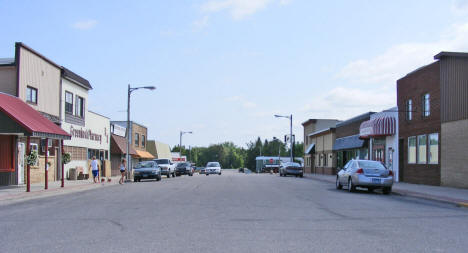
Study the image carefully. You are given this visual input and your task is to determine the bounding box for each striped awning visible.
[359,116,396,139]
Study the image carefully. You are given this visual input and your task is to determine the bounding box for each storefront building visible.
[0,93,70,187]
[359,107,399,181]
[334,112,374,169]
[306,128,337,175]
[146,140,172,159]
[435,52,468,188]
[397,61,441,186]
[302,119,341,174]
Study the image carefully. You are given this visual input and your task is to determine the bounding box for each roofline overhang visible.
[15,42,61,69]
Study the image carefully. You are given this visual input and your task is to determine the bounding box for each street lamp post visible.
[274,114,293,162]
[126,84,155,181]
[179,131,193,161]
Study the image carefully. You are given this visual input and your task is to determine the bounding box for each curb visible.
[305,174,468,209]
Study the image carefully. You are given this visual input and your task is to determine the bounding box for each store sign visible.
[111,124,126,137]
[70,126,103,144]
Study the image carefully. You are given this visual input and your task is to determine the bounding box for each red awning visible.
[0,92,71,139]
[359,116,396,139]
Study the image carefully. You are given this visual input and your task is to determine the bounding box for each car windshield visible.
[154,159,170,165]
[176,163,188,168]
[207,162,220,167]
[135,161,154,168]
[285,162,301,167]
[358,161,386,170]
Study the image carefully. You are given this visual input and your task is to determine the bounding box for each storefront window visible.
[417,135,427,164]
[408,136,416,164]
[429,133,438,164]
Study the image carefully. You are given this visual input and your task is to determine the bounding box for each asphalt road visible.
[1,170,468,253]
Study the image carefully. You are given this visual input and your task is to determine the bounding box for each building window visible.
[26,86,38,104]
[422,93,430,117]
[75,96,85,118]
[408,136,416,164]
[406,99,412,120]
[135,133,139,146]
[65,91,73,114]
[323,153,328,167]
[417,135,427,164]
[428,133,439,164]
[142,135,146,147]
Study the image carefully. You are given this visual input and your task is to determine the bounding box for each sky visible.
[1,0,468,148]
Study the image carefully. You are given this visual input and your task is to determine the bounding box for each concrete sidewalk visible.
[305,173,468,208]
[0,176,122,205]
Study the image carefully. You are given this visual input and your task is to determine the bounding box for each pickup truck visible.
[154,159,176,178]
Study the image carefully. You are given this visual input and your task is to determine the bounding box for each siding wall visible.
[18,47,61,118]
[440,57,468,122]
[441,119,468,188]
[0,66,17,96]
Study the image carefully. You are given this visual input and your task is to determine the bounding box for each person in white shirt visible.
[89,156,100,183]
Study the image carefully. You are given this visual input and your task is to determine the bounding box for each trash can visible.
[69,168,77,180]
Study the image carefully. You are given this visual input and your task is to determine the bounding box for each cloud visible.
[192,15,210,30]
[72,19,97,30]
[452,0,468,15]
[225,95,257,108]
[337,21,468,87]
[201,0,276,20]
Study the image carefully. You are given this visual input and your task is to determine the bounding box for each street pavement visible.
[0,170,467,253]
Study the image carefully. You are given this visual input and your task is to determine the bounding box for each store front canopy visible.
[0,93,71,139]
[135,150,155,159]
[359,116,396,139]
[110,134,138,156]
[305,143,315,154]
[333,134,365,151]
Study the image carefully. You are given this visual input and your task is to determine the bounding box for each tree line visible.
[172,137,304,170]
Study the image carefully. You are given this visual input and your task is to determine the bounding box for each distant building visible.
[147,140,172,159]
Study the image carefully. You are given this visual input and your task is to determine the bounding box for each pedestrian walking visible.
[90,156,100,183]
[119,158,126,184]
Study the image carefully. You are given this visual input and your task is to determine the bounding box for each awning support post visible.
[61,139,64,188]
[45,138,48,190]
[26,136,30,192]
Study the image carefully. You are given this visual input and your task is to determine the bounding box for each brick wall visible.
[132,123,148,151]
[441,119,468,188]
[397,61,441,186]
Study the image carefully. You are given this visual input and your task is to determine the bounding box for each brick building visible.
[397,61,441,185]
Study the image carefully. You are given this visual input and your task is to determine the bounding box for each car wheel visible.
[348,177,356,192]
[219,173,221,175]
[368,187,374,193]
[167,173,171,178]
[157,175,161,181]
[206,174,209,176]
[134,178,138,182]
[336,176,343,189]
[382,187,392,195]
[299,174,303,178]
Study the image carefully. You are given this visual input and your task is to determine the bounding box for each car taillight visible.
[356,168,364,174]
[388,170,393,176]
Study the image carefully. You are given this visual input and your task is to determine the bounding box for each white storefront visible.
[60,69,110,177]
[359,107,399,181]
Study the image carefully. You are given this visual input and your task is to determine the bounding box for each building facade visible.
[334,112,374,169]
[306,128,337,175]
[302,119,341,174]
[359,107,399,181]
[397,61,441,185]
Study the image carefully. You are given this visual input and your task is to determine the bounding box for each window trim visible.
[26,86,38,104]
[408,136,417,164]
[65,91,74,114]
[135,133,139,147]
[417,134,427,164]
[75,95,85,118]
[142,134,146,147]
[428,133,439,164]
[406,99,413,121]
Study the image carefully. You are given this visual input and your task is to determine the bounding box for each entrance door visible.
[55,147,60,181]
[17,142,25,184]
[398,139,404,182]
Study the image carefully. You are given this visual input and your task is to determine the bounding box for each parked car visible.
[279,162,303,177]
[238,168,244,173]
[205,162,222,175]
[133,161,161,182]
[176,162,194,176]
[199,167,206,174]
[154,158,176,178]
[336,159,394,194]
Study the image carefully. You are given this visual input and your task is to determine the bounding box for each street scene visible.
[1,170,468,253]
[1,1,468,252]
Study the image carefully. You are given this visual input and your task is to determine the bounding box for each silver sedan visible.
[336,159,394,194]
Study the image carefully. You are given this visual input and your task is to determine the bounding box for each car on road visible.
[176,162,194,176]
[279,162,303,177]
[133,161,161,182]
[154,158,176,178]
[336,159,394,194]
[199,167,206,174]
[205,162,222,175]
